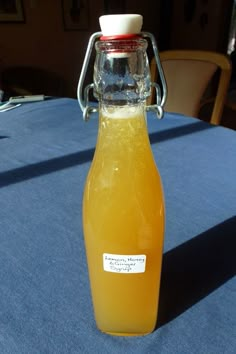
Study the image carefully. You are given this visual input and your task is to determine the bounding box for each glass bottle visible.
[82,15,165,336]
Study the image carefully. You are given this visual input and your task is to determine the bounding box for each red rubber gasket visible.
[100,34,141,41]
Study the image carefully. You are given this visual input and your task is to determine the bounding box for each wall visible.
[0,0,232,98]
[0,0,101,97]
[0,0,161,98]
[168,0,233,52]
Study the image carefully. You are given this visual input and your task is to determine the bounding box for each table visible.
[0,98,235,353]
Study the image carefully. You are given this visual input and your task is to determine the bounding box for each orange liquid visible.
[83,106,165,336]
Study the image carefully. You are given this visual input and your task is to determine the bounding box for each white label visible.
[103,253,146,273]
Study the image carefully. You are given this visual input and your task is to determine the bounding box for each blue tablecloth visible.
[0,98,235,353]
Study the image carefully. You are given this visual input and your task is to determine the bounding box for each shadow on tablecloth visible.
[156,215,236,328]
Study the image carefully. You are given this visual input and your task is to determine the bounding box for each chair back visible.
[149,50,232,125]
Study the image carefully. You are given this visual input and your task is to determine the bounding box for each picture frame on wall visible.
[0,0,24,23]
[62,0,89,31]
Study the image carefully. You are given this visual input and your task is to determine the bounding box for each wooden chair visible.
[149,50,232,125]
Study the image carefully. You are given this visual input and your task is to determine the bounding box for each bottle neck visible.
[93,38,151,106]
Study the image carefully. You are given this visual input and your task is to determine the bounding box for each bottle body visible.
[83,104,165,335]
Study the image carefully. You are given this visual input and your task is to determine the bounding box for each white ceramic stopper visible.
[99,14,143,36]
